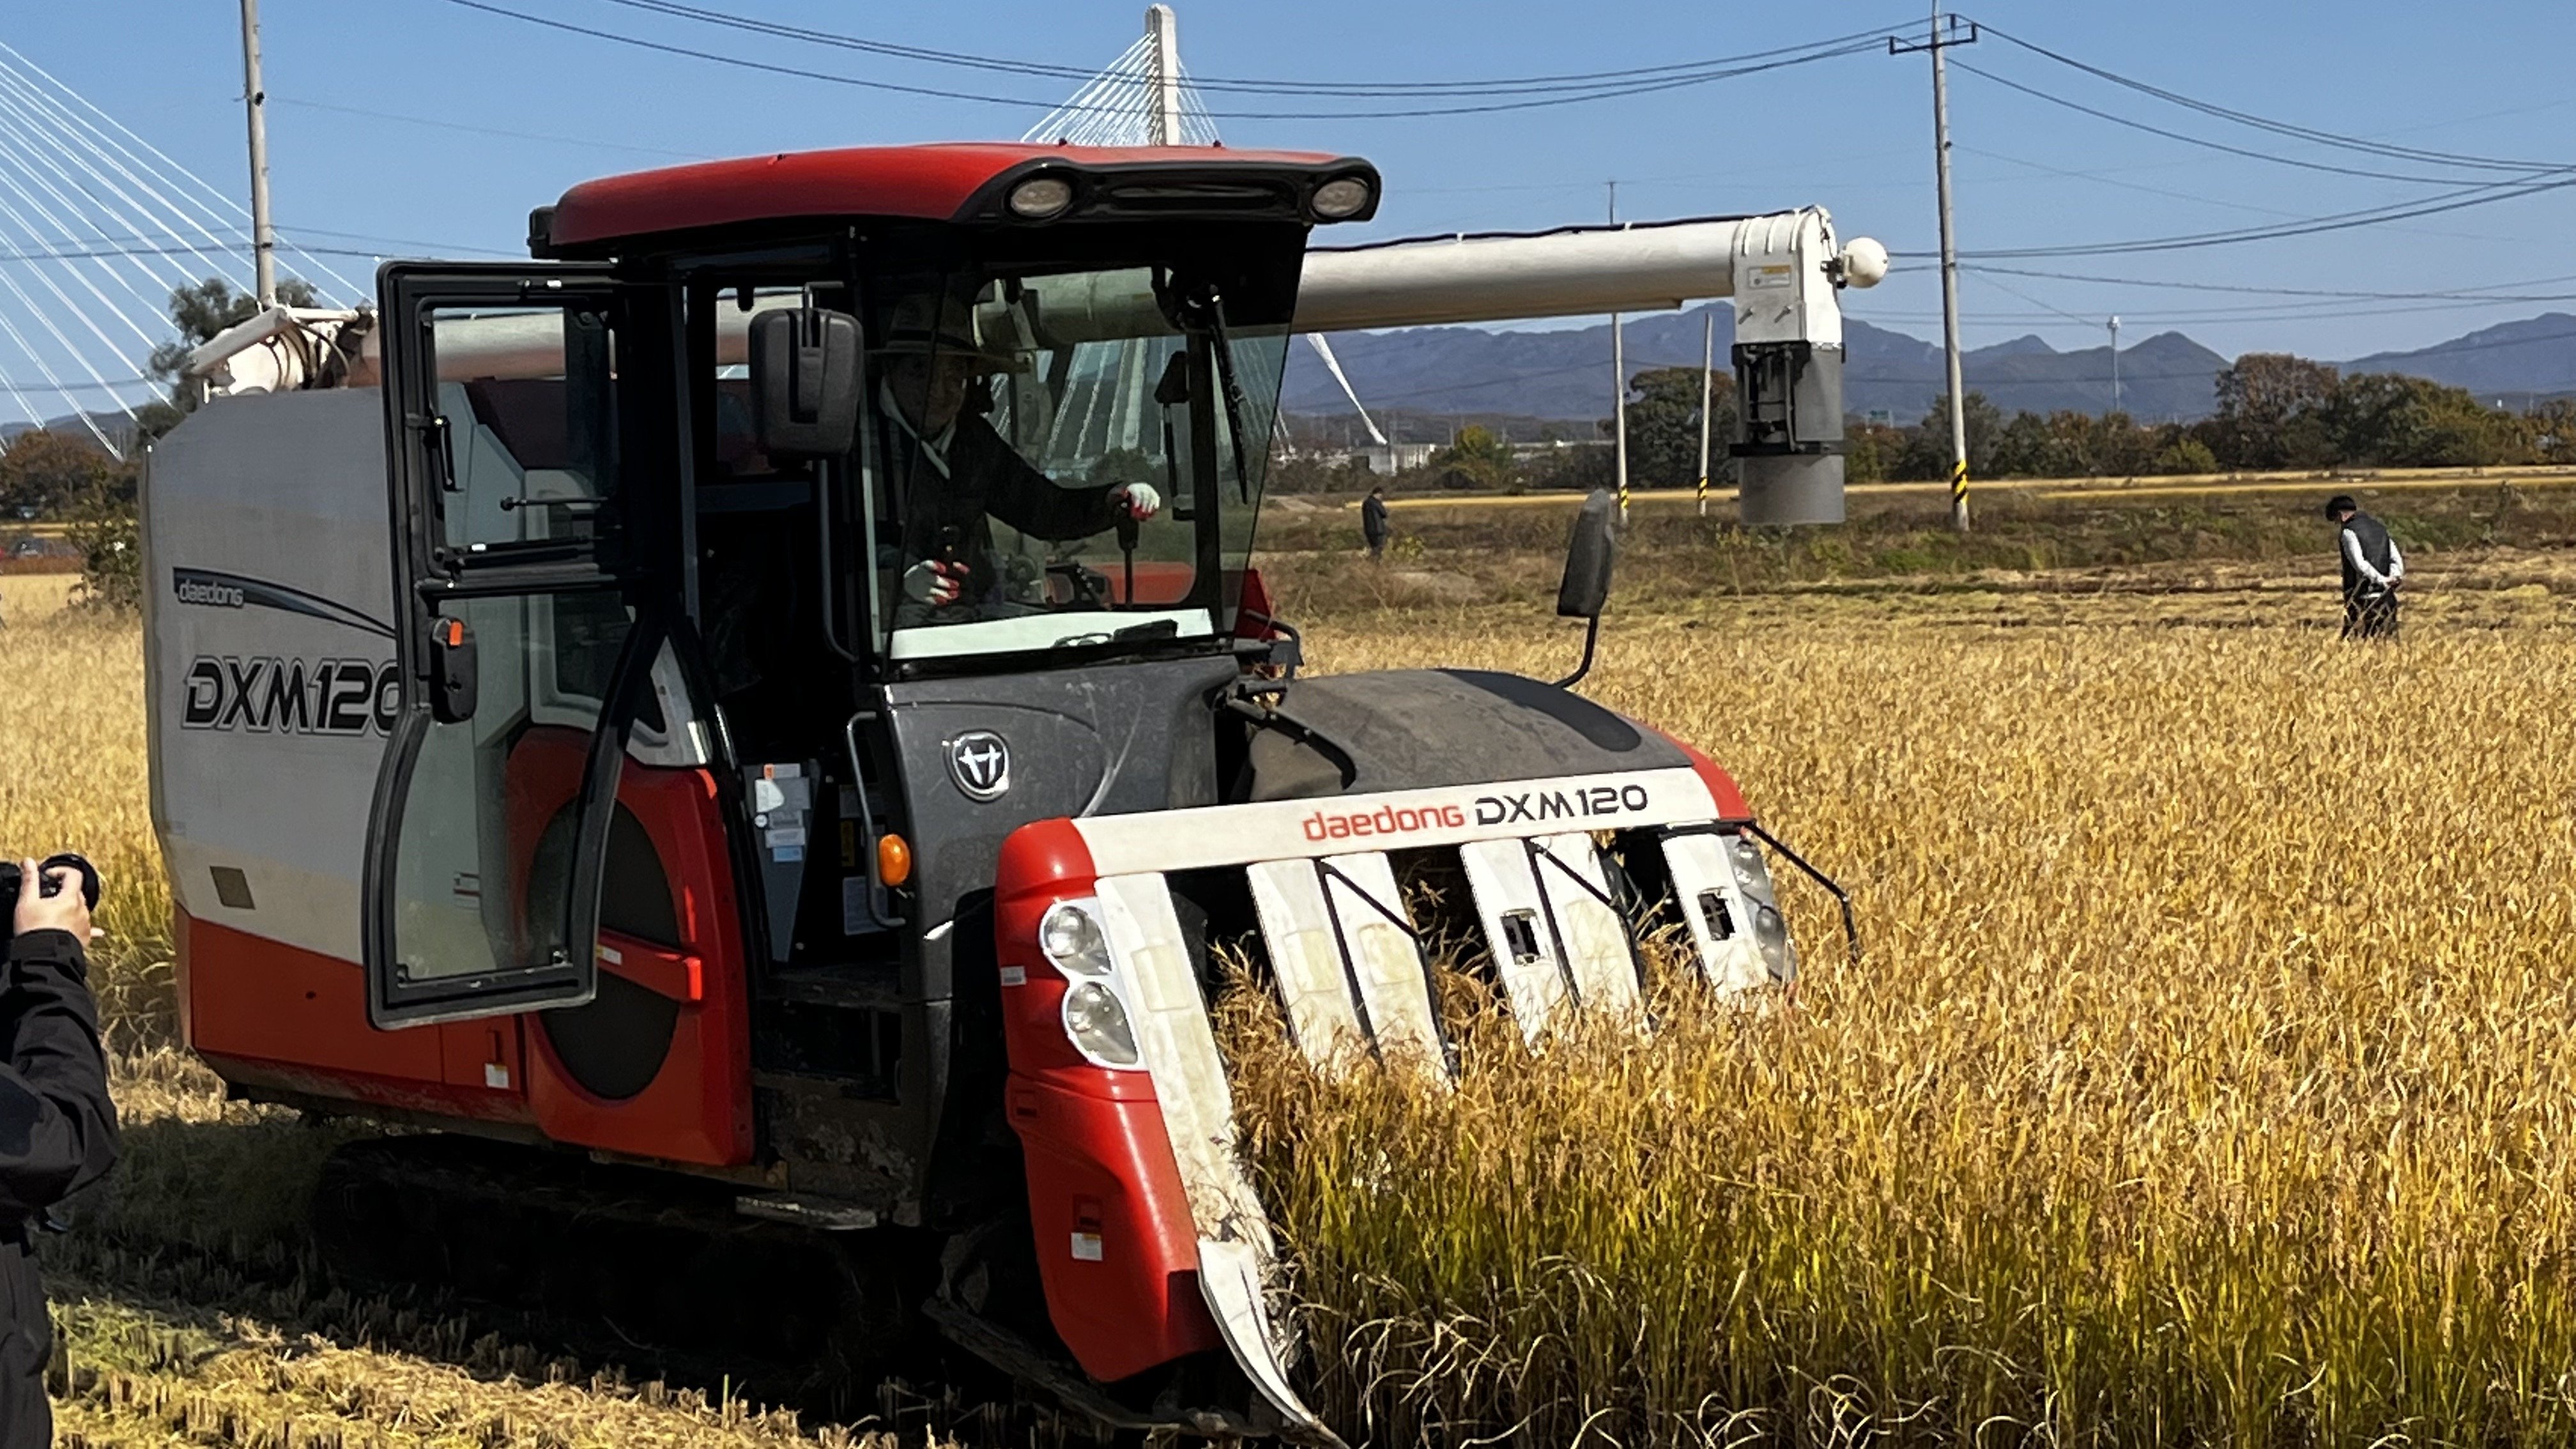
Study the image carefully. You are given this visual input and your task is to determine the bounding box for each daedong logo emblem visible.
[946,731,1010,801]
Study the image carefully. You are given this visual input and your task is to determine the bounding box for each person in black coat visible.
[2326,494,2405,639]
[1360,485,1390,559]
[0,857,118,1448]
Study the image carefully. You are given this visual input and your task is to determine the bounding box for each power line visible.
[1894,169,2576,261]
[1964,263,2576,304]
[438,0,1894,119]
[1863,294,2576,326]
[273,96,714,160]
[1981,24,2570,177]
[1949,60,2510,187]
[581,0,1910,98]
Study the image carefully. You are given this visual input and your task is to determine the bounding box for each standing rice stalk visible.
[1227,615,2576,1447]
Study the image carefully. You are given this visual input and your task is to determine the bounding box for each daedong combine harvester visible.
[144,143,1880,1440]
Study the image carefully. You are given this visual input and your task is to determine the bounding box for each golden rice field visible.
[6,549,2576,1445]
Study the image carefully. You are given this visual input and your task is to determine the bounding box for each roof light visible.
[1310,176,1374,221]
[1008,175,1075,220]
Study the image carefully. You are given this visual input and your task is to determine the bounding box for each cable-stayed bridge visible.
[0,40,364,456]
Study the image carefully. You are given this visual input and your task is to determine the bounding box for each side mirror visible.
[1556,489,1621,620]
[1551,491,1621,690]
[428,616,478,724]
[748,308,862,457]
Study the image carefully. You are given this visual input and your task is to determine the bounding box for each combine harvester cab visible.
[141,143,1874,1440]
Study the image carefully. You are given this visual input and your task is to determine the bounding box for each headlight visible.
[1310,175,1374,220]
[1730,837,1777,898]
[1008,175,1075,220]
[1752,901,1797,983]
[1062,981,1142,1068]
[1039,900,1112,977]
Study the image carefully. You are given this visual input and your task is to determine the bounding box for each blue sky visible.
[13,1,2576,371]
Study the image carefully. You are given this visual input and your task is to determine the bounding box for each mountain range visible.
[1280,304,2576,429]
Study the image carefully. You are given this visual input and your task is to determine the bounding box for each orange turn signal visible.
[877,832,913,888]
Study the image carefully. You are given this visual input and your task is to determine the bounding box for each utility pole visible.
[2108,314,2122,415]
[1892,9,1977,532]
[1696,309,1714,518]
[1611,315,1630,523]
[1145,4,1182,147]
[238,0,277,307]
[1607,181,1629,521]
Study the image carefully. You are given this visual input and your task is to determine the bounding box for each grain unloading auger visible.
[145,144,1879,1440]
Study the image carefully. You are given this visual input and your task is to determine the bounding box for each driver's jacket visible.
[882,410,1124,610]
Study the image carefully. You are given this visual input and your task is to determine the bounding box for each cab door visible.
[362,264,670,1029]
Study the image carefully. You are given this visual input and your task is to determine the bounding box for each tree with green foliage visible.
[0,429,109,517]
[2324,372,2512,469]
[1428,424,1516,488]
[141,276,322,440]
[2153,436,2220,475]
[1892,392,2004,480]
[1607,367,1737,489]
[2208,353,2340,470]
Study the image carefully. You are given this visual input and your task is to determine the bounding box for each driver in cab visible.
[875,294,1161,624]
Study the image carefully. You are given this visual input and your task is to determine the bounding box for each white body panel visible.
[1071,764,1719,875]
[143,389,397,965]
[1244,859,1368,1070]
[1528,832,1644,1019]
[1661,830,1774,995]
[1315,851,1443,1078]
[1455,838,1575,1044]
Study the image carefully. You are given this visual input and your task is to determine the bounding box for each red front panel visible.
[180,736,753,1167]
[507,730,755,1167]
[994,819,1220,1383]
[181,911,535,1125]
[1654,727,1754,822]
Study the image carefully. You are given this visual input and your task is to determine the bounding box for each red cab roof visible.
[539,142,1370,254]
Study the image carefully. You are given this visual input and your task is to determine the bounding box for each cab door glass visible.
[425,305,619,562]
[383,589,636,991]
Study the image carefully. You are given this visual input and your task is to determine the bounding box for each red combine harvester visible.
[144,143,1878,1439]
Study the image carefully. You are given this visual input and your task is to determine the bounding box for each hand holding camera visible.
[1,854,100,940]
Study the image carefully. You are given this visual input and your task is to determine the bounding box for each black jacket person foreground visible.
[0,859,118,1446]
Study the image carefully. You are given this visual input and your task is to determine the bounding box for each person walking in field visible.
[2326,494,2404,640]
[1361,484,1390,560]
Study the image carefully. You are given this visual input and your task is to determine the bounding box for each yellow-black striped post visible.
[1695,475,1709,517]
[1949,457,1971,531]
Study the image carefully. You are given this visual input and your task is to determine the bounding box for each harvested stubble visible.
[0,580,924,1447]
[1230,607,2576,1447]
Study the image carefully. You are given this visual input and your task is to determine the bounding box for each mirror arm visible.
[1552,614,1601,691]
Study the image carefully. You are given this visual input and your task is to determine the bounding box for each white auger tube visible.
[1293,210,1887,526]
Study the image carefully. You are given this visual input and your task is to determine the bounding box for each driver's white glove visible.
[903,558,966,606]
[1109,482,1163,520]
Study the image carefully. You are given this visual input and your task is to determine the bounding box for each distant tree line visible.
[1273,353,2576,494]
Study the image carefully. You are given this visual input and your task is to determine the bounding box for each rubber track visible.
[310,1134,946,1413]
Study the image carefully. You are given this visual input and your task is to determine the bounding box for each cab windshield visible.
[861,264,1287,662]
